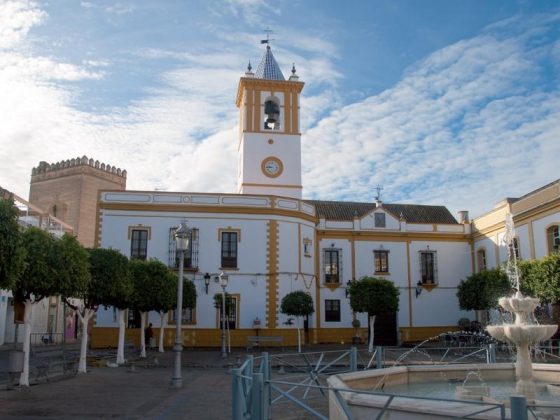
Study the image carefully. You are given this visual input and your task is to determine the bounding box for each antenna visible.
[261,28,274,45]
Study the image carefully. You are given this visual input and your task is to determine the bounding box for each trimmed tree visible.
[54,234,91,373]
[89,248,132,365]
[151,265,178,353]
[130,259,181,357]
[13,227,58,386]
[280,291,314,353]
[521,254,560,327]
[349,276,399,353]
[0,196,26,290]
[456,268,511,324]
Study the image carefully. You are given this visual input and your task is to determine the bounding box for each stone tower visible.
[29,156,126,247]
[236,45,305,199]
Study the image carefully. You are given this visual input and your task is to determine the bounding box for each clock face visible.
[261,157,283,178]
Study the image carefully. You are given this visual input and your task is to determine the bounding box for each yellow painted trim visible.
[261,156,284,178]
[351,237,356,280]
[127,225,152,240]
[528,220,535,259]
[316,230,470,242]
[292,91,299,134]
[324,283,341,291]
[399,326,458,343]
[247,86,254,132]
[241,182,303,189]
[267,220,279,329]
[236,78,304,108]
[218,228,241,242]
[406,241,412,327]
[255,90,261,131]
[99,202,316,223]
[314,230,321,342]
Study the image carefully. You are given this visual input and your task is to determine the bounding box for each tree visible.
[89,248,132,365]
[520,254,560,327]
[0,196,26,290]
[456,268,511,324]
[349,277,399,353]
[130,259,180,357]
[54,234,91,373]
[13,227,58,386]
[280,291,314,353]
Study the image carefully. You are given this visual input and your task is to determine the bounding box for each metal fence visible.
[232,344,560,420]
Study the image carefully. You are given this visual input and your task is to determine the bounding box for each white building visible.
[91,46,481,348]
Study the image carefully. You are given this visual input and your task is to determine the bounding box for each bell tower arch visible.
[236,45,304,199]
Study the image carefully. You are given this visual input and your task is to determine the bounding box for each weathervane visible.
[375,185,383,202]
[261,28,274,45]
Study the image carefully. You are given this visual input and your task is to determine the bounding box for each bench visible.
[246,335,283,351]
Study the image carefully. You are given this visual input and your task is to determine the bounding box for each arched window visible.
[263,97,280,130]
[547,225,560,254]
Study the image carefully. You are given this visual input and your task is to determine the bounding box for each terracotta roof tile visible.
[305,200,458,224]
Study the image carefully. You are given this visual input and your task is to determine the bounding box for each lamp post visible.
[171,222,190,388]
[203,272,211,294]
[219,272,229,358]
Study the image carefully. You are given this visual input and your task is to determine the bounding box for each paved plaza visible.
[0,346,242,419]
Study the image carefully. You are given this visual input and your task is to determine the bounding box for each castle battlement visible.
[31,156,127,179]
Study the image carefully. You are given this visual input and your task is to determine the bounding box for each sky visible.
[1,0,559,219]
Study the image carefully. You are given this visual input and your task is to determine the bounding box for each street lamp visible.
[171,222,190,388]
[219,271,229,358]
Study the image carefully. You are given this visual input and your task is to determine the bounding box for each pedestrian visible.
[145,323,153,348]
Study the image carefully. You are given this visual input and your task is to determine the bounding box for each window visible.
[130,229,148,260]
[303,238,312,257]
[547,225,560,254]
[420,251,437,284]
[374,213,386,228]
[507,237,520,261]
[221,231,238,268]
[325,299,341,322]
[168,227,199,269]
[324,248,340,284]
[477,249,487,272]
[169,307,196,325]
[374,250,389,274]
[216,294,238,329]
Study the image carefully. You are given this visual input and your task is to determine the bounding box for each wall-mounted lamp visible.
[203,272,211,294]
[415,280,423,298]
[345,280,352,298]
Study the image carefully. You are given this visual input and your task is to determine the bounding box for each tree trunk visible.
[158,312,165,353]
[368,314,376,354]
[297,316,302,353]
[116,309,126,365]
[140,311,147,358]
[19,300,34,386]
[77,308,95,373]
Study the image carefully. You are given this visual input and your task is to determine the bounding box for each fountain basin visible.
[486,325,558,344]
[328,363,560,419]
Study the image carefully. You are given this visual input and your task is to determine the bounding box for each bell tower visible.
[236,44,304,199]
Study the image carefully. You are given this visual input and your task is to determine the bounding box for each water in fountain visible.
[486,213,558,400]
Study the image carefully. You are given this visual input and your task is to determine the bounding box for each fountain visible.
[486,213,558,399]
[328,213,559,418]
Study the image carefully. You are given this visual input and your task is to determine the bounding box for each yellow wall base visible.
[90,327,363,349]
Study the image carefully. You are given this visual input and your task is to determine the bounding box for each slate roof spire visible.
[255,45,285,81]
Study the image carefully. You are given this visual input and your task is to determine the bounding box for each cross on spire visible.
[375,185,383,202]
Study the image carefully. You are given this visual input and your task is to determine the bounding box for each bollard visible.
[350,347,357,372]
[375,346,383,369]
[510,395,528,420]
[488,343,497,364]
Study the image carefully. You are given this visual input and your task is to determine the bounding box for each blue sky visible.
[1,0,559,218]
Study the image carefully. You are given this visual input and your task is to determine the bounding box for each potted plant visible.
[351,318,362,344]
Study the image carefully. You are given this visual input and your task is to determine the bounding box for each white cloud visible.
[0,0,45,49]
